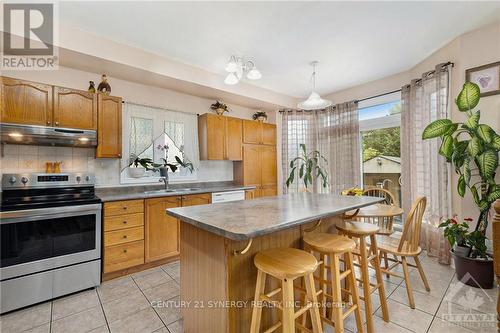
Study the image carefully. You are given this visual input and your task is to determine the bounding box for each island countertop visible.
[166,193,383,240]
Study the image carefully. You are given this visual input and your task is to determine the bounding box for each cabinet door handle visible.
[122,206,128,210]
[54,121,59,126]
[123,249,127,253]
[46,121,51,125]
[123,235,128,239]
[122,220,127,224]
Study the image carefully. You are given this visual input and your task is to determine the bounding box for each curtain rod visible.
[122,100,199,116]
[354,61,454,103]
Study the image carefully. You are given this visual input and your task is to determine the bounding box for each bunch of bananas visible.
[341,188,363,196]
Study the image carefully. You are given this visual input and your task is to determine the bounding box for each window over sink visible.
[120,102,199,184]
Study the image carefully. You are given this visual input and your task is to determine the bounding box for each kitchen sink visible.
[144,188,201,195]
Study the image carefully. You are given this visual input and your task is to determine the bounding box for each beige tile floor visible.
[0,255,497,333]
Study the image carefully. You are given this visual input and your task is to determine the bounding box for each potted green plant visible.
[422,82,499,288]
[210,101,229,115]
[128,155,156,178]
[252,111,268,122]
[286,144,328,190]
[439,216,472,257]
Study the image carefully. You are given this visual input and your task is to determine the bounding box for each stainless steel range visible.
[0,173,101,313]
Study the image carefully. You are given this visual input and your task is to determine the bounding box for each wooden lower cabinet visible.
[104,240,144,274]
[260,185,277,197]
[145,196,181,263]
[144,193,212,263]
[103,194,212,279]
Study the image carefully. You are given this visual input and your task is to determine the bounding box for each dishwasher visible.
[211,190,246,203]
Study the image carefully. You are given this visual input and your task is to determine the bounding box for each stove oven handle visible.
[54,128,85,134]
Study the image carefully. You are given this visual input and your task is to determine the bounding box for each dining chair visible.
[362,187,396,205]
[360,188,398,235]
[375,196,430,309]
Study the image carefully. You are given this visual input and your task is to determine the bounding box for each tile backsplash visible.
[1,144,234,187]
[2,144,95,174]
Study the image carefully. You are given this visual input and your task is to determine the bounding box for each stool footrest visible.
[338,269,351,280]
[260,294,282,310]
[296,322,313,333]
[294,301,313,319]
[342,304,358,319]
[295,285,323,298]
[263,321,282,333]
[266,287,282,298]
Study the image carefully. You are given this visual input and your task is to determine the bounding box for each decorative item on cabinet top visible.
[210,100,229,115]
[97,74,111,95]
[252,111,268,122]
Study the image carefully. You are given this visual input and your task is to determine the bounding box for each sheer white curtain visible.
[401,63,452,264]
[281,102,361,194]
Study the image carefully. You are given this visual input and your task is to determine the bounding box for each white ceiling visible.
[60,1,500,98]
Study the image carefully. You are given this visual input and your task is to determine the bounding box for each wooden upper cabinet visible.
[242,144,262,186]
[53,87,97,130]
[199,113,225,160]
[225,117,243,160]
[97,94,122,158]
[260,145,277,186]
[243,120,262,144]
[262,123,277,145]
[1,77,53,126]
[145,196,180,263]
[198,114,242,161]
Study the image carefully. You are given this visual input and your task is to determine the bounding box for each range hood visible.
[0,123,97,147]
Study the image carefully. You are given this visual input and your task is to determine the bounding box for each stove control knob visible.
[8,176,16,184]
[85,176,90,182]
[76,176,82,182]
[21,176,29,184]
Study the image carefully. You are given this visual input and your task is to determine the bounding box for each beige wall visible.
[324,21,500,230]
[2,66,275,186]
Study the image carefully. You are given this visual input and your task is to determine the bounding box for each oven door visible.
[0,204,101,280]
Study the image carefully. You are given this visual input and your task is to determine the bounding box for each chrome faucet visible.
[159,176,169,190]
[159,167,169,190]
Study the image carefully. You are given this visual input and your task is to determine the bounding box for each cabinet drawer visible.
[103,240,144,273]
[104,213,144,231]
[104,226,144,247]
[104,200,144,216]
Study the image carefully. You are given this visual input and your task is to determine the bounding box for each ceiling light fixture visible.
[224,56,262,85]
[297,61,332,110]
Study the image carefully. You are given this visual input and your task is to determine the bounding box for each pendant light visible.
[297,61,332,110]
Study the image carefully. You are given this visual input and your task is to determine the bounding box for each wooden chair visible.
[302,233,364,333]
[363,188,396,205]
[361,188,399,235]
[250,247,323,333]
[376,196,430,309]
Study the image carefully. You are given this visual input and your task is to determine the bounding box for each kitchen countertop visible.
[166,193,383,240]
[96,182,255,202]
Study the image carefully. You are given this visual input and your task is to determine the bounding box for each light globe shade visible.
[225,61,238,73]
[224,72,239,85]
[297,91,332,110]
[246,68,262,80]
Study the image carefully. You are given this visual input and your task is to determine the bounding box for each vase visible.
[257,115,267,122]
[129,167,145,178]
[215,108,226,115]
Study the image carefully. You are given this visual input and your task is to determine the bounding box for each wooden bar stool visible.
[250,247,323,333]
[303,233,364,333]
[336,221,389,333]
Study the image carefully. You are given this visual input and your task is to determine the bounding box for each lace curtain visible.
[281,102,361,194]
[401,63,452,264]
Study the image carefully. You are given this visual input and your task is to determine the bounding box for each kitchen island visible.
[166,193,382,333]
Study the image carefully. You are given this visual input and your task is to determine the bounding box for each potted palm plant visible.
[286,144,328,191]
[422,82,499,288]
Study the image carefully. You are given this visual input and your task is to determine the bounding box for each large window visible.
[359,93,402,219]
[120,103,199,184]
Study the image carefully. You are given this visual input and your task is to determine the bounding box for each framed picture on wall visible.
[465,61,500,97]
